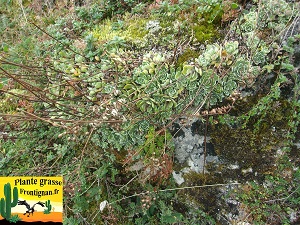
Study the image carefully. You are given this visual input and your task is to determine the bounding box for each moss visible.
[212,126,274,164]
[92,15,150,44]
[92,19,120,43]
[210,98,294,181]
[121,15,149,42]
[178,172,223,216]
[188,2,223,43]
[159,20,174,29]
[176,48,200,68]
[228,95,264,116]
[193,23,219,43]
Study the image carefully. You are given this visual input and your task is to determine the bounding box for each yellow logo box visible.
[0,177,63,223]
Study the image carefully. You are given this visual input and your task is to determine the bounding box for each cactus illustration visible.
[0,183,18,220]
[43,200,52,214]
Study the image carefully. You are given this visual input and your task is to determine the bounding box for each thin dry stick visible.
[109,182,241,205]
[90,182,240,221]
[17,108,65,128]
[264,185,300,203]
[49,155,62,170]
[202,113,209,174]
[77,127,96,175]
[79,178,99,197]
[119,173,139,191]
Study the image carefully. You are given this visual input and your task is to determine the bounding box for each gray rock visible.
[172,119,219,174]
[172,171,185,185]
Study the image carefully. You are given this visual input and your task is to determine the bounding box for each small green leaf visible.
[281,63,294,71]
[148,205,156,216]
[175,71,183,80]
[263,64,274,73]
[137,100,146,111]
[188,72,198,82]
[95,82,103,89]
[3,46,9,52]
[123,83,134,90]
[182,65,193,75]
[231,3,239,9]
[166,101,173,109]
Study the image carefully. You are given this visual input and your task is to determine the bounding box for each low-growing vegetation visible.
[1,0,299,224]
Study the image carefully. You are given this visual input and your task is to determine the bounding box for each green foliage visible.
[1,0,299,224]
[75,0,152,26]
[158,200,184,224]
[195,0,223,23]
[141,126,173,157]
[119,54,182,122]
[213,5,300,222]
[235,154,300,224]
[257,0,294,31]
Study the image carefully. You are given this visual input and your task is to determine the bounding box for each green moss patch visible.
[176,48,200,67]
[210,98,294,181]
[193,23,220,43]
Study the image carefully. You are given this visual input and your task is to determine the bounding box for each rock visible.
[172,171,185,185]
[171,118,219,175]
